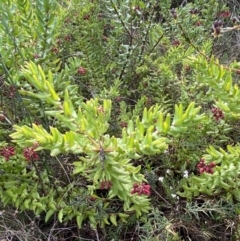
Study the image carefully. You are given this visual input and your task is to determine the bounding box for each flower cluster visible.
[83,14,90,20]
[133,6,141,13]
[190,8,199,15]
[23,146,39,161]
[197,159,216,174]
[170,8,177,19]
[64,35,71,42]
[115,96,122,102]
[8,86,16,98]
[0,146,15,161]
[99,181,112,190]
[158,176,164,182]
[172,39,180,47]
[3,85,16,98]
[78,67,87,75]
[120,122,127,128]
[0,114,5,121]
[183,170,189,178]
[211,107,224,121]
[51,47,59,54]
[218,11,231,18]
[211,20,223,36]
[131,183,151,196]
[171,193,179,200]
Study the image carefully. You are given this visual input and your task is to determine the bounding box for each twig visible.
[94,228,100,241]
[47,219,58,241]
[109,0,135,81]
[178,23,240,73]
[32,161,47,196]
[138,4,156,64]
[0,53,32,125]
[110,0,132,37]
[55,156,71,184]
[151,187,172,206]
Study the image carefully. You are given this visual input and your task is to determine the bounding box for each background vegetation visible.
[1,0,240,240]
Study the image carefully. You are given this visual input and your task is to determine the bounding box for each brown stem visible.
[32,161,47,196]
[110,0,132,37]
[138,4,156,64]
[178,23,240,73]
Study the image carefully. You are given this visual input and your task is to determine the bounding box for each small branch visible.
[32,161,47,196]
[55,156,71,184]
[110,0,132,37]
[138,4,156,64]
[177,23,240,73]
[47,219,58,241]
[94,228,100,241]
[118,38,133,81]
[147,33,164,56]
[111,1,134,81]
[42,157,60,196]
[151,187,172,207]
[0,53,32,125]
[234,216,240,239]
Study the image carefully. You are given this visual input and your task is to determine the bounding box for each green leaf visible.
[58,209,63,223]
[50,147,62,156]
[109,214,117,226]
[73,162,86,174]
[118,212,129,223]
[76,214,84,228]
[45,209,55,223]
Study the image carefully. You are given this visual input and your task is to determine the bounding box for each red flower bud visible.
[0,146,15,161]
[131,183,151,196]
[120,122,127,128]
[83,14,90,20]
[197,159,216,174]
[78,67,87,75]
[23,145,39,161]
[211,107,224,121]
[99,181,112,190]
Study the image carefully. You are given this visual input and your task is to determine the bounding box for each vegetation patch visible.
[0,0,240,240]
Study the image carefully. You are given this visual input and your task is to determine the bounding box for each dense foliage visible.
[1,0,240,240]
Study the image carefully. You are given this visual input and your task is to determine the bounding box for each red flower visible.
[0,114,5,121]
[23,145,39,161]
[0,146,15,161]
[218,11,231,18]
[64,18,71,24]
[10,86,16,96]
[98,13,104,19]
[51,47,58,54]
[197,158,216,174]
[33,54,40,59]
[83,14,90,20]
[195,20,201,26]
[78,67,87,75]
[56,39,62,45]
[89,196,96,201]
[120,122,127,128]
[102,36,108,42]
[131,183,151,196]
[4,85,16,98]
[133,6,141,11]
[99,181,112,189]
[115,96,122,102]
[64,35,71,42]
[211,107,224,121]
[170,8,177,19]
[190,8,199,14]
[172,39,180,46]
